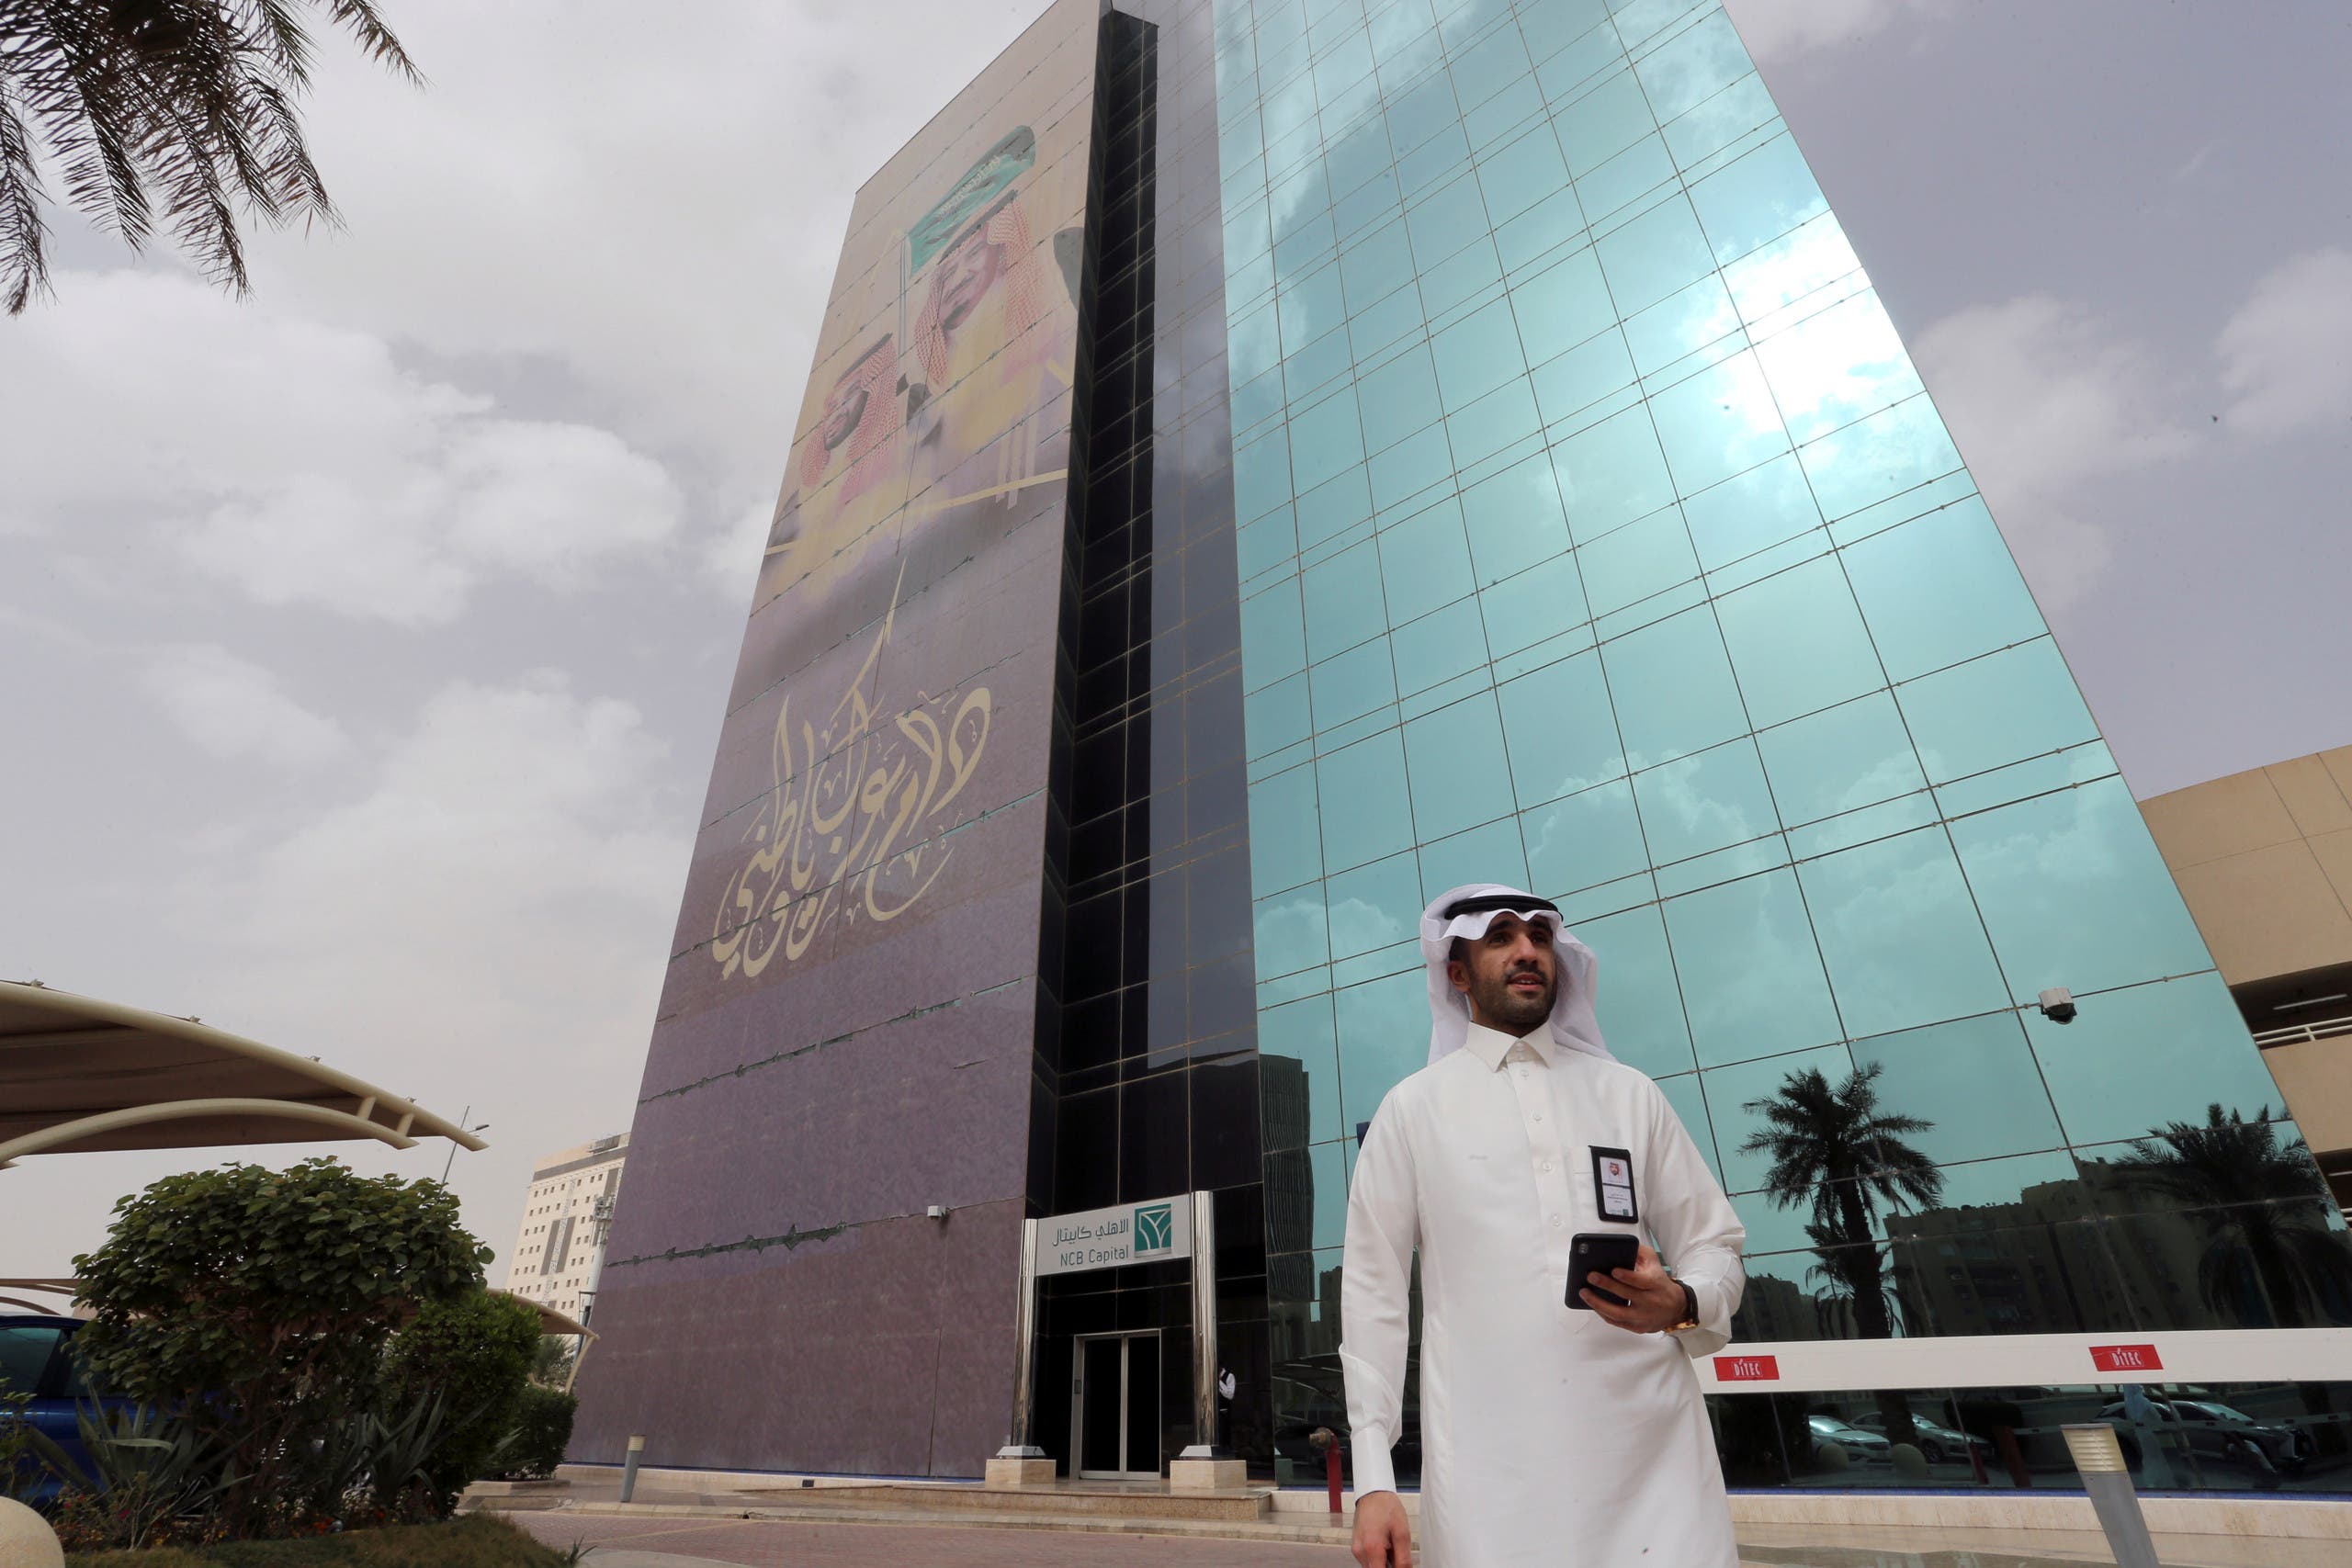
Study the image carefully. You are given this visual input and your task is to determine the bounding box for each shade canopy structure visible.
[0,980,487,1170]
[492,1292,599,1393]
[0,1278,85,1316]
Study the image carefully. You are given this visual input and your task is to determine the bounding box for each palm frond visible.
[0,63,53,312]
[1,0,420,314]
[322,0,421,85]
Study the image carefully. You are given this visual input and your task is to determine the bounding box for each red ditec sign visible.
[1713,1354,1780,1382]
[2090,1344,2163,1373]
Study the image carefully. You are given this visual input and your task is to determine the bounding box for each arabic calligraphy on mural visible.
[711,604,991,980]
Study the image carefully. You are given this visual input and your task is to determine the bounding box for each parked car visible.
[1,1313,109,1506]
[1804,1413,1891,1464]
[2097,1396,2312,1475]
[1849,1409,1992,1464]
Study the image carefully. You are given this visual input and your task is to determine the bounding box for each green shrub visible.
[72,1157,488,1539]
[0,1373,34,1501]
[381,1291,539,1508]
[501,1385,575,1480]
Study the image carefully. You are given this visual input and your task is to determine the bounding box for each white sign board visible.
[1035,1194,1193,1276]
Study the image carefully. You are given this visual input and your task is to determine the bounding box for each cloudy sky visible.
[4,0,2346,1280]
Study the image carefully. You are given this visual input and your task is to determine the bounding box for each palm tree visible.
[2112,1103,2352,1329]
[1739,1061,1943,1343]
[0,0,418,313]
[529,1334,578,1390]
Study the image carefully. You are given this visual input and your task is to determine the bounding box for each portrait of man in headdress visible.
[759,333,907,604]
[911,189,1047,395]
[748,118,1081,662]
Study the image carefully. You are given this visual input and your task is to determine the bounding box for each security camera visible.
[2037,987,2077,1024]
[925,1204,949,1221]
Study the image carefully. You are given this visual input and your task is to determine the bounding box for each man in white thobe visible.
[1341,884,1747,1567]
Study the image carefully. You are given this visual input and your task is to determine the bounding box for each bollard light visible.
[2060,1423,2158,1568]
[2062,1423,2127,1474]
[619,1433,646,1505]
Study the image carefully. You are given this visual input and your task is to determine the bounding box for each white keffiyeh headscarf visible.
[1420,883,1612,1067]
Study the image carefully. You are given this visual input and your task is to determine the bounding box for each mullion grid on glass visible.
[1221,0,2336,1379]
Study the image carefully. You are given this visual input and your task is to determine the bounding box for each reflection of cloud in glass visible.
[1631,9,1751,123]
[1951,777,2216,1000]
[1524,783,1648,897]
[1255,891,1329,981]
[1756,289,1922,444]
[1625,275,1743,373]
[1797,391,1964,520]
[1327,894,1408,959]
[1634,744,1770,864]
[1721,211,1861,321]
[1800,827,2009,1037]
[1669,870,1843,1065]
[1822,754,1924,821]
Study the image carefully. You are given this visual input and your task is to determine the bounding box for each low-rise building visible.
[503,1133,628,1325]
[2142,747,2352,1203]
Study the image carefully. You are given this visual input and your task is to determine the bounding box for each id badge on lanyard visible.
[1590,1145,1638,1224]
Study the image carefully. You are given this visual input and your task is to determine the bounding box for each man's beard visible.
[820,389,867,449]
[1473,964,1555,1031]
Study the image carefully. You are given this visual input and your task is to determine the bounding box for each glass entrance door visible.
[1070,1331,1161,1479]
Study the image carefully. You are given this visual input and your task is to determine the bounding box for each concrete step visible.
[735,1480,1275,1523]
[462,1479,571,1513]
[503,1497,1351,1546]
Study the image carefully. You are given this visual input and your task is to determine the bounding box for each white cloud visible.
[2216,247,2352,439]
[1912,295,2194,604]
[1,270,684,623]
[243,1,1062,501]
[1723,0,1951,62]
[180,672,688,1113]
[703,493,776,603]
[140,644,352,768]
[0,670,692,1276]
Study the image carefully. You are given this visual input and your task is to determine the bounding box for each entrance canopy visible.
[0,979,487,1170]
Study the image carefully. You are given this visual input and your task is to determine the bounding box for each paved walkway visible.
[510,1508,2352,1567]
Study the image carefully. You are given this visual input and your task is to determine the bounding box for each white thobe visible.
[1340,1022,1747,1567]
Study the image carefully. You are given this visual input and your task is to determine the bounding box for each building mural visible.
[573,0,1103,1478]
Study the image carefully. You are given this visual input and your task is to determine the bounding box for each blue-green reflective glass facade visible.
[1214,0,2352,1489]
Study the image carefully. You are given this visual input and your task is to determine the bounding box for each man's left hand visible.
[1579,1242,1690,1333]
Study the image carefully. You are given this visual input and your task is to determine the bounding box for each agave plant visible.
[28,1403,234,1551]
[362,1390,455,1523]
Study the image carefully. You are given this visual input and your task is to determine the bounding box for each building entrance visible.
[1070,1330,1161,1479]
[998,1190,1228,1482]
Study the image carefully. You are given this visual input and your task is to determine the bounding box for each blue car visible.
[1,1312,113,1506]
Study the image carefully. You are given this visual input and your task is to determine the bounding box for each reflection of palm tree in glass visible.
[2113,1103,2352,1329]
[1741,1062,1945,1461]
[1739,1062,1944,1344]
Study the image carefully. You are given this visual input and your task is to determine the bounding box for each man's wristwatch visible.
[1664,1281,1702,1334]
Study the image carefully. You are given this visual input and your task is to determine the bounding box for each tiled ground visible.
[513,1507,2351,1568]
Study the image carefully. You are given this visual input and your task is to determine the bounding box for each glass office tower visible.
[581,0,2352,1494]
[1216,0,2352,1492]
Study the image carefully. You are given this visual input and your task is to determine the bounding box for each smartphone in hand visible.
[1566,1232,1640,1309]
